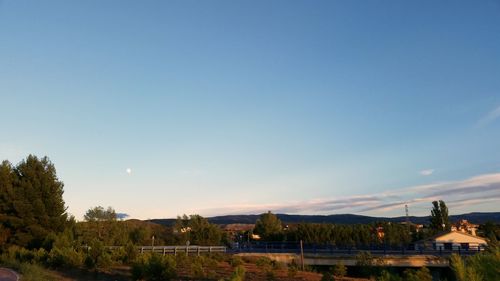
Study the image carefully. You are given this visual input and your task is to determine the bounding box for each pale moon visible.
[126,168,132,174]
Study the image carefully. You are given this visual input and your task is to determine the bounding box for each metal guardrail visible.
[99,245,227,256]
[138,246,226,255]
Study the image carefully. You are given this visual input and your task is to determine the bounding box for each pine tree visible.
[0,155,68,248]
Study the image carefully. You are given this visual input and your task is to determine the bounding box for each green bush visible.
[451,254,466,281]
[271,260,284,270]
[132,254,177,281]
[265,269,277,281]
[110,247,126,264]
[355,251,374,277]
[33,248,49,264]
[403,267,431,281]
[47,247,84,268]
[256,256,272,269]
[123,242,138,263]
[451,250,499,281]
[230,255,244,267]
[3,246,34,263]
[377,270,402,281]
[18,263,54,281]
[206,269,217,280]
[321,271,334,281]
[85,239,112,270]
[287,262,298,278]
[333,262,347,278]
[200,255,219,270]
[191,260,205,279]
[0,252,53,281]
[229,265,246,281]
[175,253,190,268]
[209,252,226,262]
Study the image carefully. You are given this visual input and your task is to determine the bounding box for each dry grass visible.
[41,259,371,281]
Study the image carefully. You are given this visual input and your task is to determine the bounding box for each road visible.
[0,268,19,281]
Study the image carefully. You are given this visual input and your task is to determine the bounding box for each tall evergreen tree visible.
[430,200,450,232]
[0,155,68,248]
[0,160,16,246]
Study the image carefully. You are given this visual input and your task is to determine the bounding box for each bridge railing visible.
[229,242,484,256]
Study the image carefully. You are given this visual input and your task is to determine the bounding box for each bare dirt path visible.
[0,268,18,281]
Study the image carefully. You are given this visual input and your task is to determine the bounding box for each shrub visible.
[287,264,298,278]
[256,256,272,269]
[18,263,54,281]
[146,254,177,281]
[355,251,378,277]
[265,269,277,281]
[201,256,219,270]
[191,258,205,279]
[206,269,217,279]
[230,255,244,267]
[271,260,284,270]
[47,247,84,268]
[132,254,177,281]
[377,270,402,281]
[321,271,334,281]
[131,254,148,280]
[123,242,138,263]
[229,265,245,281]
[175,253,190,268]
[452,250,498,281]
[85,239,112,270]
[241,255,259,264]
[4,246,34,263]
[33,248,49,264]
[415,267,432,281]
[403,267,431,281]
[209,252,226,262]
[333,261,347,278]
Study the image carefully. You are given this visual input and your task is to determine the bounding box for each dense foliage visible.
[430,200,451,232]
[0,156,69,249]
[254,211,284,241]
[450,247,500,281]
[278,222,416,248]
[175,214,224,245]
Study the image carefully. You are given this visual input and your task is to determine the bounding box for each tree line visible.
[1,155,499,281]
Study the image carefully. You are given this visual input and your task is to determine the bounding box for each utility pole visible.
[300,240,304,271]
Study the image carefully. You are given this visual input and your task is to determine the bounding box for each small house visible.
[416,231,487,251]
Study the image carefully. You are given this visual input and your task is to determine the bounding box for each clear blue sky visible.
[1,1,499,220]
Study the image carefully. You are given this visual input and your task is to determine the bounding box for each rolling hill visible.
[149,212,500,226]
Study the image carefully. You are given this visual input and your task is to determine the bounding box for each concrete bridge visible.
[102,245,476,268]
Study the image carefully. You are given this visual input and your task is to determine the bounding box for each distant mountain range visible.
[149,212,500,226]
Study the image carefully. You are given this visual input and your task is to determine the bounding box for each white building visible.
[416,231,487,251]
